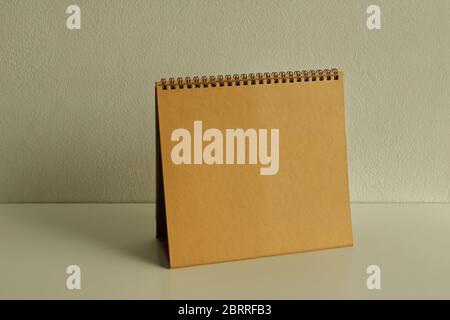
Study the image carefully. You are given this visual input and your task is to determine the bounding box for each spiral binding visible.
[158,68,339,90]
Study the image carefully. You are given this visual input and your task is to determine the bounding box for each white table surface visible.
[0,203,449,299]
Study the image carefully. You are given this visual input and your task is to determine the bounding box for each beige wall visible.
[0,0,449,203]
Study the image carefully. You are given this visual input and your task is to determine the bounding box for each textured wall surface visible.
[0,0,449,203]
